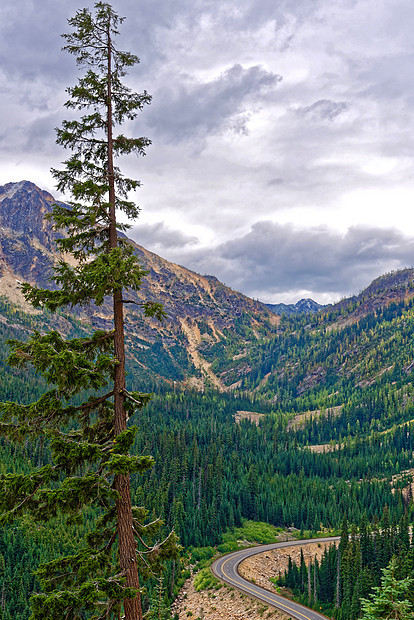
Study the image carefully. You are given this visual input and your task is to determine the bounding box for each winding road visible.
[211,537,339,620]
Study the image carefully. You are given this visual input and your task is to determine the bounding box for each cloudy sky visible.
[1,0,414,304]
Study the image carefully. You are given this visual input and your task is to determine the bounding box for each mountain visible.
[2,181,414,620]
[0,181,278,388]
[2,181,414,404]
[265,298,325,316]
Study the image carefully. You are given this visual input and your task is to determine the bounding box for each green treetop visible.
[360,556,414,620]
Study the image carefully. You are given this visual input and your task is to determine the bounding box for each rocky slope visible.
[0,181,278,387]
[172,579,287,620]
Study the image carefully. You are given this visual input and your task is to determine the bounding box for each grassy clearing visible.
[221,520,284,547]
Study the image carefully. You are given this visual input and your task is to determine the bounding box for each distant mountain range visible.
[265,298,325,315]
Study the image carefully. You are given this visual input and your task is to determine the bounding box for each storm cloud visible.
[136,222,199,251]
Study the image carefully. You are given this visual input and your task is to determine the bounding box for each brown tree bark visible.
[107,24,143,620]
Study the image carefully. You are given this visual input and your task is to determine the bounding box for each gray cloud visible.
[147,64,281,142]
[132,222,199,253]
[220,0,327,31]
[0,1,72,82]
[267,178,285,186]
[296,100,350,122]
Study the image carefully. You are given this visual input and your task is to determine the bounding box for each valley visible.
[0,181,413,619]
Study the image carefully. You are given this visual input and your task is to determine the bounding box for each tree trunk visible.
[107,24,142,620]
[335,549,340,608]
[113,293,142,619]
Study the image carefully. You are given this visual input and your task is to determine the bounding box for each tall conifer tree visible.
[0,3,176,619]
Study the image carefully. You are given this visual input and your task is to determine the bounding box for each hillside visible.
[201,267,414,397]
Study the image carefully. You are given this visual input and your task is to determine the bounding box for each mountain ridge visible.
[265,298,325,316]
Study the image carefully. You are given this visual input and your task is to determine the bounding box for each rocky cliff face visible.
[0,181,278,388]
[0,181,61,289]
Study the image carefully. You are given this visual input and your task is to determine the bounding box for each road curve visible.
[211,537,339,620]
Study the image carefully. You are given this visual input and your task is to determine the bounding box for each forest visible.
[0,321,413,617]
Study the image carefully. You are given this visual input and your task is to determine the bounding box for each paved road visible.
[211,537,339,620]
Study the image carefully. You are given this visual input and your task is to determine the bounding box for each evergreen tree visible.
[0,3,176,619]
[360,557,414,620]
[147,577,171,620]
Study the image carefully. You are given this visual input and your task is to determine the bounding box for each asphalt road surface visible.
[211,537,339,620]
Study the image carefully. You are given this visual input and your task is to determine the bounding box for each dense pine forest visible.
[1,271,414,617]
[2,385,414,618]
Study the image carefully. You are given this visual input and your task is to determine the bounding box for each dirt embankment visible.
[287,406,343,430]
[235,411,265,426]
[171,579,288,620]
[239,541,337,592]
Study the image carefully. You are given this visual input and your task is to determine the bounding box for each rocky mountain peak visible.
[0,181,62,289]
[0,180,58,244]
[294,298,324,313]
[265,297,324,316]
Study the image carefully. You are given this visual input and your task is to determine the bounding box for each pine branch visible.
[122,389,150,407]
[76,391,115,411]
